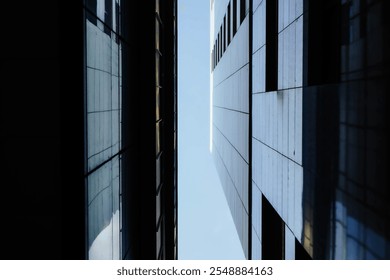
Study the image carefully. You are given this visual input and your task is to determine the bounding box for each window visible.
[212,48,215,70]
[104,0,113,35]
[219,26,222,59]
[211,49,214,70]
[262,195,285,259]
[227,2,231,45]
[215,44,217,66]
[86,0,97,25]
[233,0,237,36]
[240,0,246,24]
[215,41,217,66]
[223,15,226,53]
[218,34,221,62]
[265,0,278,91]
[307,0,341,85]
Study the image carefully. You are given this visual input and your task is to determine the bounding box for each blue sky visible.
[178,0,245,260]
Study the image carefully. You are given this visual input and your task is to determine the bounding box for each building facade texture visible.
[211,0,390,259]
[83,0,178,260]
[1,0,177,260]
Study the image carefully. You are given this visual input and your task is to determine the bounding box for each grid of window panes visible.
[84,0,123,260]
[211,0,250,258]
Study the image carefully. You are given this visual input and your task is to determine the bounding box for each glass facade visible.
[301,0,390,259]
[83,0,177,260]
[84,0,123,260]
[211,0,390,259]
[211,0,251,259]
[252,0,304,260]
[0,0,176,260]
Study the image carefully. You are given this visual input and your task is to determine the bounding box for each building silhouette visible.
[211,0,390,259]
[1,0,177,260]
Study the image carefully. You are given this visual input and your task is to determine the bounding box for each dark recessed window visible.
[227,2,231,45]
[86,0,97,25]
[307,0,341,86]
[219,26,222,59]
[216,39,218,65]
[214,43,218,66]
[240,0,246,24]
[218,34,220,62]
[215,45,216,67]
[212,49,214,70]
[262,195,285,260]
[265,0,278,92]
[215,41,217,66]
[233,0,237,36]
[214,49,215,70]
[223,15,226,53]
[211,50,213,70]
[104,0,113,36]
[217,34,220,62]
[115,2,119,41]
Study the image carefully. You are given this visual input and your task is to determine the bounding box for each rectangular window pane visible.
[266,0,278,91]
[227,2,231,45]
[240,0,245,24]
[223,15,226,52]
[233,0,237,36]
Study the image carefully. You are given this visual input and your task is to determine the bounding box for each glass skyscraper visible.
[83,0,178,260]
[211,0,390,259]
[1,0,177,260]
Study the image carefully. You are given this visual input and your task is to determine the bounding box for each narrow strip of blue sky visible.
[178,0,245,259]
